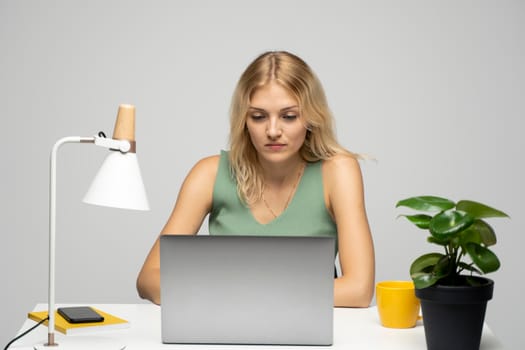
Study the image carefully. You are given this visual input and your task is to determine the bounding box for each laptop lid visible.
[160,235,335,345]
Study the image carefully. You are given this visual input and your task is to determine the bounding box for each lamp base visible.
[33,336,125,350]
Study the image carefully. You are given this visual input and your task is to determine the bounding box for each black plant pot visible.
[415,276,494,350]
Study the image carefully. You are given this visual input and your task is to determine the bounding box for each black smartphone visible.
[57,306,104,323]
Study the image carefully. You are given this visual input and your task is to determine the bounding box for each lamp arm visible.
[47,133,133,346]
[47,134,132,345]
[48,136,95,345]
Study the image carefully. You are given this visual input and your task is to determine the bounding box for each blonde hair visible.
[229,51,355,204]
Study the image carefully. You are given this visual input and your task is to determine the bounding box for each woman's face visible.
[246,81,307,165]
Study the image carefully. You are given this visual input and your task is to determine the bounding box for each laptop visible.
[160,235,335,345]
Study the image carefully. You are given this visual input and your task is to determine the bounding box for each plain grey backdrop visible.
[2,0,523,348]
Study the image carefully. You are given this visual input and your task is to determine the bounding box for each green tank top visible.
[209,151,337,249]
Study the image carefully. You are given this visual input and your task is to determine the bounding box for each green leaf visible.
[429,210,474,239]
[410,253,445,275]
[399,214,432,229]
[427,236,450,246]
[396,196,455,212]
[434,255,453,276]
[459,226,482,246]
[465,243,501,274]
[411,254,452,288]
[411,272,442,289]
[477,220,497,246]
[462,219,497,247]
[456,200,509,219]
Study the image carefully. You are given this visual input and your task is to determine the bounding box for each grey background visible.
[1,0,523,349]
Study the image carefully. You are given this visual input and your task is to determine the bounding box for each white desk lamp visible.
[42,104,149,348]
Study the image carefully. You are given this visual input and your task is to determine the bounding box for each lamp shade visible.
[83,151,149,210]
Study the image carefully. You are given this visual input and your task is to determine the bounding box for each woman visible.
[137,51,375,307]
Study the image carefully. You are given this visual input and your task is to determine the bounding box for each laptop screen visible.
[160,235,335,345]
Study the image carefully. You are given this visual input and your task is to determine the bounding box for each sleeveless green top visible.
[209,151,337,249]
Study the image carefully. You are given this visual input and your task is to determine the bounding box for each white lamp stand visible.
[35,104,149,349]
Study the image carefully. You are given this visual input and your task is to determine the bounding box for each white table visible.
[11,304,504,349]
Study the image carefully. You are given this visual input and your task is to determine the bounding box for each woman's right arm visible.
[136,155,220,304]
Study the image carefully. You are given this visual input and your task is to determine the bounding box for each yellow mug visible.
[376,280,421,328]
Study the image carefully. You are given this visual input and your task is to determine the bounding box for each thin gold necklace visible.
[262,163,305,219]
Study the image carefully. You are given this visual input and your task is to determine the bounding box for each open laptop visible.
[160,235,335,345]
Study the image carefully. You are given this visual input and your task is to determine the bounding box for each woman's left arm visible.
[323,155,375,307]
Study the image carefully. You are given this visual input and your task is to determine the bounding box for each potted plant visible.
[396,195,509,350]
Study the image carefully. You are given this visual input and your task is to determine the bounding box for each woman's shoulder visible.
[321,153,361,174]
[195,150,230,167]
[184,154,222,185]
[191,154,221,173]
[321,153,363,190]
[196,154,221,166]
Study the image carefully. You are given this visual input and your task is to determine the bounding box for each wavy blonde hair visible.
[229,51,355,204]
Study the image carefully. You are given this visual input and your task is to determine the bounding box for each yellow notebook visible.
[28,307,129,335]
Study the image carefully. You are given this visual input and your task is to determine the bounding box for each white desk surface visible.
[11,303,504,349]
